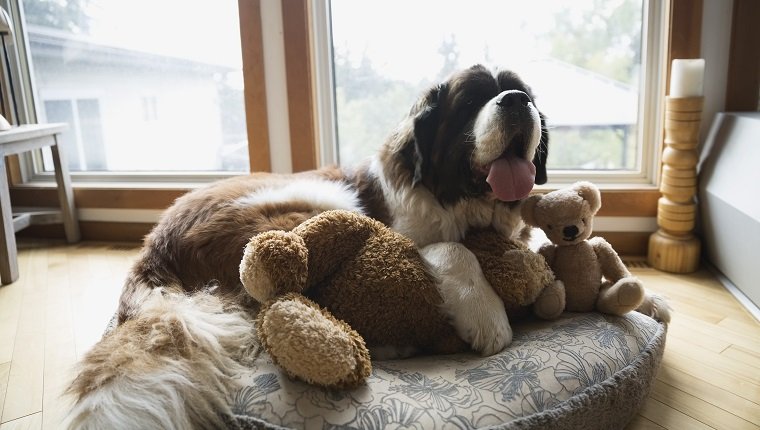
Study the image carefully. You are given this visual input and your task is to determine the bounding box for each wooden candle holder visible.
[647,96,703,273]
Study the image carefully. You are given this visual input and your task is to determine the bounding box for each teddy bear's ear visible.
[521,194,543,227]
[573,181,602,214]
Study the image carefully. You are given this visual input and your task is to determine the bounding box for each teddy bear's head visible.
[521,181,601,246]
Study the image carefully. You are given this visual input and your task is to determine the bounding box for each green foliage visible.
[545,0,642,85]
[335,81,419,166]
[334,50,421,165]
[332,1,646,169]
[547,126,637,170]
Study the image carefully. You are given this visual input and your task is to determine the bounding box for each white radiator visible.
[699,112,760,310]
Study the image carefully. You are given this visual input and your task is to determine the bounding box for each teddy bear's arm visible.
[537,242,557,266]
[589,236,631,282]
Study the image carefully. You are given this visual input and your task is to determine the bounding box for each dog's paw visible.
[452,298,512,356]
[421,242,512,356]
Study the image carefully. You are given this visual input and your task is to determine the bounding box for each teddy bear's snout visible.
[562,225,579,241]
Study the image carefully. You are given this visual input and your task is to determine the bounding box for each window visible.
[318,0,667,184]
[42,98,106,170]
[20,0,248,173]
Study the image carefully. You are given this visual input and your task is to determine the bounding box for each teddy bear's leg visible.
[533,280,566,320]
[595,277,646,316]
[257,293,371,389]
[420,242,512,356]
[636,292,673,323]
[240,231,309,303]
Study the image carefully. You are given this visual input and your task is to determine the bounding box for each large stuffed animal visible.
[239,209,556,389]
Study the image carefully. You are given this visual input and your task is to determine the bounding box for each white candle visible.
[670,59,705,97]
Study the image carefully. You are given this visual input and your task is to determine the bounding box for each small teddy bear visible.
[520,181,647,317]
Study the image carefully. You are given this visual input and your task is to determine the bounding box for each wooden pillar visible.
[648,97,702,273]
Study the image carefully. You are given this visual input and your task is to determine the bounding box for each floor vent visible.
[622,259,651,269]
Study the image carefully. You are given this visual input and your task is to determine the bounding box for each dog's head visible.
[385,64,549,205]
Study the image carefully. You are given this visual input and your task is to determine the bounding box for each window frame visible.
[4,0,727,255]
[6,0,669,187]
[311,0,671,187]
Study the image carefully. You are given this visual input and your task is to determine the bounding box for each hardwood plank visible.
[0,363,10,420]
[650,379,759,430]
[666,327,731,354]
[625,414,667,430]
[2,250,47,423]
[657,365,760,425]
[721,345,760,371]
[666,337,760,385]
[0,413,42,430]
[0,271,25,363]
[717,317,760,337]
[41,248,76,430]
[662,348,760,404]
[672,314,760,356]
[638,397,713,430]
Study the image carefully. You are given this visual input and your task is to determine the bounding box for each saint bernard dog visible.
[66,64,552,428]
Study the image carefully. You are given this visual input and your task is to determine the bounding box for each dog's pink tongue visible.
[486,156,536,202]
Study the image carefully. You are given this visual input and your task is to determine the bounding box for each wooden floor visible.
[0,241,757,429]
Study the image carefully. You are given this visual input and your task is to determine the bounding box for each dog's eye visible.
[547,224,553,230]
[582,219,587,226]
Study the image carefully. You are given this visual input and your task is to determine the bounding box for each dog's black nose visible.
[496,90,531,108]
[563,225,579,239]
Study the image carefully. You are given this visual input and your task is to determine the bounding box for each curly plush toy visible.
[521,181,649,317]
[239,209,555,389]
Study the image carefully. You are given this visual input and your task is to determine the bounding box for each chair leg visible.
[51,140,80,243]
[0,158,19,284]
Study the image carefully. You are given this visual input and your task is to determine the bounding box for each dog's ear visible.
[410,84,446,185]
[533,112,549,185]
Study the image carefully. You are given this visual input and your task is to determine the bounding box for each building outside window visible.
[21,0,248,173]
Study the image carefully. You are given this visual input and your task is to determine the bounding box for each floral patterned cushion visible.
[230,312,666,430]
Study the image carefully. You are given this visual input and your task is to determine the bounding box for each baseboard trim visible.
[706,261,760,323]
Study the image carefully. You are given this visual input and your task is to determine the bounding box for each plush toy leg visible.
[637,292,673,323]
[256,293,371,389]
[533,280,565,320]
[240,231,309,303]
[595,277,646,316]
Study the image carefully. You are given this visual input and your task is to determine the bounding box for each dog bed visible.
[228,311,666,429]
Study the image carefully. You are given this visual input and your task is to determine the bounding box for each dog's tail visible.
[64,286,257,429]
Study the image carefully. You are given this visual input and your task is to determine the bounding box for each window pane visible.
[330,0,644,171]
[23,0,248,172]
